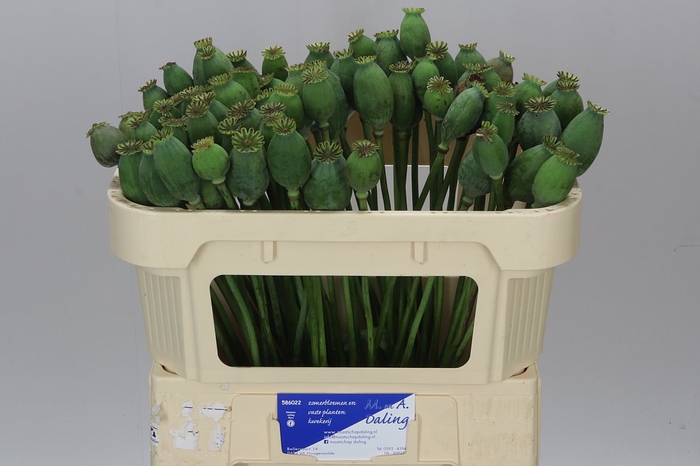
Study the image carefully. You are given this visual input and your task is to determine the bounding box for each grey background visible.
[1,0,698,464]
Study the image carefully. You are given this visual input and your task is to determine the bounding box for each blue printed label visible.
[277,393,415,461]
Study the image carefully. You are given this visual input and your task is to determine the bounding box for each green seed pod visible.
[128,112,158,143]
[159,62,194,96]
[412,56,440,103]
[473,121,508,179]
[191,136,230,185]
[160,115,189,147]
[254,88,274,108]
[439,81,488,150]
[257,73,277,91]
[454,43,486,71]
[560,101,609,176]
[514,73,546,117]
[551,77,584,129]
[186,98,220,144]
[461,62,501,92]
[423,76,454,120]
[192,37,212,86]
[389,61,417,132]
[227,49,257,72]
[325,68,350,140]
[348,28,377,58]
[172,85,207,115]
[227,99,263,131]
[198,43,234,83]
[344,139,383,197]
[491,101,519,146]
[138,141,181,207]
[517,96,562,150]
[330,50,358,110]
[208,73,251,108]
[267,117,312,195]
[531,143,581,208]
[353,55,394,131]
[486,51,516,83]
[226,128,270,207]
[217,116,244,153]
[115,140,151,205]
[284,63,306,94]
[504,135,560,204]
[148,99,178,131]
[268,83,306,136]
[543,71,579,97]
[231,67,261,98]
[458,149,491,206]
[374,29,406,76]
[301,65,336,130]
[258,108,285,150]
[200,179,227,209]
[86,122,128,167]
[399,7,431,60]
[118,111,141,139]
[302,141,351,210]
[481,81,516,123]
[152,128,203,207]
[426,41,458,85]
[139,79,169,111]
[261,45,289,81]
[304,42,334,69]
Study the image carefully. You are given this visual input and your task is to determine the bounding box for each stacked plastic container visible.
[109,170,581,465]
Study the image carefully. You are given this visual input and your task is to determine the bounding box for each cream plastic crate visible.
[149,362,541,466]
[108,173,581,384]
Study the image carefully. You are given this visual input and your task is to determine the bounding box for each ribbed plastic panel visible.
[503,270,554,372]
[137,268,185,373]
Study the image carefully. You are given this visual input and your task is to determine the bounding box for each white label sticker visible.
[278,393,415,461]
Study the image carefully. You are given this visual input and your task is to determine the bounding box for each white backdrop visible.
[0,1,698,464]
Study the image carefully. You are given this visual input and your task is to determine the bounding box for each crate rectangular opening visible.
[210,274,479,369]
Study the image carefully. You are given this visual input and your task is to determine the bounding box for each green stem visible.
[446,136,470,211]
[434,136,468,210]
[210,286,239,365]
[251,276,279,366]
[319,123,331,143]
[325,276,345,366]
[392,276,421,364]
[393,130,409,210]
[439,278,476,367]
[429,276,445,365]
[373,130,392,210]
[215,182,239,210]
[431,119,444,209]
[491,175,505,211]
[339,127,351,158]
[411,125,420,208]
[474,195,486,211]
[414,144,448,210]
[265,276,287,356]
[224,275,261,366]
[400,276,437,366]
[361,277,375,366]
[374,276,398,360]
[292,291,309,366]
[342,276,358,366]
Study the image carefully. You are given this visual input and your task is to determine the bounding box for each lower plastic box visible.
[150,362,541,465]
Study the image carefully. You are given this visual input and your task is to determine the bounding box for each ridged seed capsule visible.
[139,79,170,111]
[330,50,358,110]
[208,73,251,108]
[531,143,581,208]
[344,140,383,211]
[159,62,194,96]
[261,46,289,81]
[399,7,431,60]
[267,117,312,209]
[551,77,584,129]
[374,30,406,77]
[348,29,377,59]
[115,139,152,206]
[426,41,458,86]
[226,128,270,207]
[486,51,516,83]
[304,42,334,69]
[87,122,128,168]
[516,95,561,150]
[560,101,609,176]
[454,43,486,71]
[302,141,351,211]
